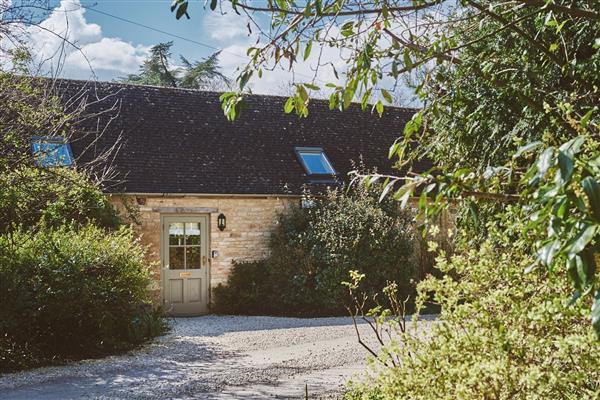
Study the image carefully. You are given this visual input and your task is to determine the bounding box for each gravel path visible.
[0,315,434,399]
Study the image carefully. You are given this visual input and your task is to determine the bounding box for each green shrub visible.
[213,186,417,316]
[344,213,600,399]
[212,260,272,315]
[0,167,122,233]
[0,225,166,372]
[0,73,73,173]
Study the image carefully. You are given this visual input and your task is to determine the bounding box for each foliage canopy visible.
[0,225,163,372]
[0,63,164,372]
[213,186,417,316]
[345,214,600,399]
[121,41,230,90]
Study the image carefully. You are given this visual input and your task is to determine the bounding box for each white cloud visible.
[64,37,149,79]
[200,2,347,96]
[202,4,249,42]
[24,0,149,80]
[215,26,349,97]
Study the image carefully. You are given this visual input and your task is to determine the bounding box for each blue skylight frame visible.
[295,146,337,176]
[31,136,74,167]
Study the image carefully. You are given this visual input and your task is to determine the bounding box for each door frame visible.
[159,213,211,315]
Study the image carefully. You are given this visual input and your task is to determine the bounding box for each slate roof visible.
[58,79,426,195]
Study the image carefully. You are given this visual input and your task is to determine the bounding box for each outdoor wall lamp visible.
[217,213,226,231]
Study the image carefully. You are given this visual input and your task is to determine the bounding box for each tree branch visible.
[383,28,463,65]
[517,0,600,21]
[233,0,442,17]
[466,0,565,68]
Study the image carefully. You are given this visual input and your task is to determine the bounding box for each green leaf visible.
[231,0,240,13]
[391,60,399,78]
[580,250,596,290]
[341,21,354,37]
[592,290,600,339]
[537,239,561,267]
[513,141,543,158]
[375,100,384,117]
[557,150,574,183]
[219,91,234,101]
[566,224,597,258]
[394,181,417,208]
[537,147,555,177]
[284,97,295,114]
[328,92,339,110]
[238,70,252,91]
[304,83,320,91]
[582,177,600,222]
[210,0,218,10]
[379,179,397,202]
[567,250,596,292]
[468,201,479,228]
[315,0,322,15]
[388,140,400,159]
[275,0,287,10]
[381,89,393,104]
[556,20,567,33]
[303,40,313,61]
[566,290,582,306]
[560,136,584,155]
[544,11,554,26]
[343,88,355,109]
[581,108,596,129]
[403,49,412,69]
[176,1,189,19]
[297,84,309,102]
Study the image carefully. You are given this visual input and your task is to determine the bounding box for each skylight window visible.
[31,136,74,167]
[295,147,336,175]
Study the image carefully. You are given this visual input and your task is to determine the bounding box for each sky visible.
[15,0,347,96]
[5,0,426,105]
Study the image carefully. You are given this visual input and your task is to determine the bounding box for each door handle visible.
[202,255,207,266]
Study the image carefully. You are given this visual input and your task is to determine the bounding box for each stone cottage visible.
[49,79,428,315]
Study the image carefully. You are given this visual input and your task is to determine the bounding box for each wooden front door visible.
[161,215,209,316]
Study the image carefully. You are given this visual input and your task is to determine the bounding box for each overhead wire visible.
[69,1,327,84]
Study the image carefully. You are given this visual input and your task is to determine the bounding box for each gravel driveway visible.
[0,315,434,399]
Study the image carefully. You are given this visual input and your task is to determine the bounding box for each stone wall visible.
[110,194,455,307]
[110,195,298,304]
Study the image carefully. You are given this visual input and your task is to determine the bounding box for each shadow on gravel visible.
[0,335,240,399]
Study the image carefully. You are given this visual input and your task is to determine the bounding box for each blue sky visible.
[76,1,231,62]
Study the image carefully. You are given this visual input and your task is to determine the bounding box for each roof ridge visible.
[43,76,420,113]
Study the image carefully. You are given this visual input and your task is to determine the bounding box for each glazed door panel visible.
[162,216,209,315]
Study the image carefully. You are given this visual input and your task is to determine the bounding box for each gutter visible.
[107,192,303,199]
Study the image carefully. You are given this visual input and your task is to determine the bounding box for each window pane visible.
[32,140,73,167]
[299,151,334,174]
[185,223,201,246]
[169,223,185,245]
[186,247,201,270]
[169,246,185,269]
